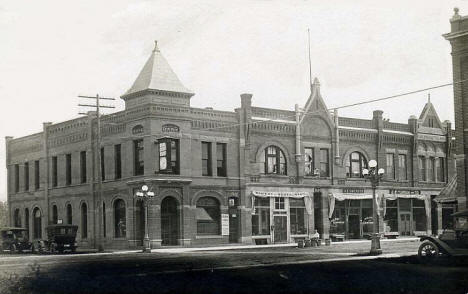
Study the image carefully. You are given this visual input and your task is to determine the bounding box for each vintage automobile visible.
[418,209,468,261]
[32,224,78,254]
[0,227,31,253]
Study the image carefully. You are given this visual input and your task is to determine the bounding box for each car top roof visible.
[0,227,27,231]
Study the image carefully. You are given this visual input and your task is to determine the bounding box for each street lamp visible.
[135,184,155,253]
[362,159,384,255]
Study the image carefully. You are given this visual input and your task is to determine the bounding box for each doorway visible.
[135,200,145,246]
[399,213,411,236]
[161,197,179,246]
[273,215,287,243]
[228,197,239,243]
[348,215,361,239]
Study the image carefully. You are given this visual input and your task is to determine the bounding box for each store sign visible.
[132,124,144,134]
[162,124,180,133]
[342,188,365,194]
[221,214,229,236]
[252,191,309,198]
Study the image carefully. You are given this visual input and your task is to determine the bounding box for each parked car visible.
[32,224,78,254]
[0,227,31,253]
[418,209,468,261]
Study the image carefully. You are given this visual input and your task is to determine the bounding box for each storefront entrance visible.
[228,197,239,243]
[399,213,411,236]
[273,215,287,243]
[348,215,361,239]
[161,197,179,246]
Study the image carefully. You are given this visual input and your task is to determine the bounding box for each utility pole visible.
[78,94,115,251]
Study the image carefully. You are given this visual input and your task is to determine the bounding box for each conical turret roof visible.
[123,41,193,97]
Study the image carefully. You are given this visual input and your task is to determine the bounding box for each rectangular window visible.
[100,147,105,181]
[436,157,445,182]
[34,160,40,190]
[80,151,87,183]
[252,197,270,236]
[427,157,435,182]
[320,148,329,177]
[274,197,285,210]
[419,156,426,181]
[66,154,72,186]
[158,138,179,174]
[398,154,407,181]
[386,153,395,180]
[52,156,58,187]
[134,140,144,176]
[115,144,122,179]
[216,143,227,177]
[304,147,315,176]
[14,164,19,192]
[413,199,427,231]
[202,142,212,176]
[24,162,29,191]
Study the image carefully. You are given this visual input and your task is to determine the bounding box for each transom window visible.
[346,152,368,178]
[264,146,287,175]
[274,197,285,210]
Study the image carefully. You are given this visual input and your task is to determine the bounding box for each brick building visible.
[5,42,456,249]
[444,7,468,211]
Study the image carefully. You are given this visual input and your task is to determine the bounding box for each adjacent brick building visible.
[5,41,456,249]
[444,7,468,211]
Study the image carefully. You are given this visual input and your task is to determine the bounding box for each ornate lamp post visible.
[362,159,384,255]
[135,185,155,253]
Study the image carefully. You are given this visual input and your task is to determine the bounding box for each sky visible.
[0,0,466,202]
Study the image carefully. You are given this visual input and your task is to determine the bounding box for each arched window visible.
[114,199,126,238]
[346,152,368,178]
[13,208,21,227]
[52,205,58,224]
[33,208,41,239]
[196,197,220,235]
[264,146,287,175]
[81,203,87,239]
[66,204,72,225]
[24,208,29,237]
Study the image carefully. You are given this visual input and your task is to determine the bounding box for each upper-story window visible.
[320,149,330,177]
[202,142,212,176]
[398,154,407,181]
[66,154,72,185]
[436,157,445,182]
[216,143,227,177]
[264,146,287,175]
[427,157,435,182]
[386,153,395,180]
[419,156,426,181]
[304,148,315,176]
[52,156,58,187]
[34,160,40,190]
[114,144,122,179]
[134,140,144,176]
[158,138,179,174]
[80,151,87,184]
[346,152,368,178]
[24,162,29,191]
[14,164,19,192]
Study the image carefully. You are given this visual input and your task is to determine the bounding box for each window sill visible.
[252,235,271,238]
[195,235,224,239]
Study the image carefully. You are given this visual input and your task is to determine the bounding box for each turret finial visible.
[153,40,160,52]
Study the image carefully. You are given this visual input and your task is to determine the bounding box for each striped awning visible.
[434,175,457,203]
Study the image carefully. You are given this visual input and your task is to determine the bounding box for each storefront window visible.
[330,201,345,236]
[252,197,270,235]
[290,198,306,235]
[196,197,220,235]
[384,200,398,232]
[413,199,426,231]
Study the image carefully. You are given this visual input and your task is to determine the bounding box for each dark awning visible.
[434,175,457,203]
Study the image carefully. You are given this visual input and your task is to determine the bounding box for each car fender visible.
[419,236,454,255]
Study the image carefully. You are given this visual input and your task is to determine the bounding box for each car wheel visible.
[418,241,440,262]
